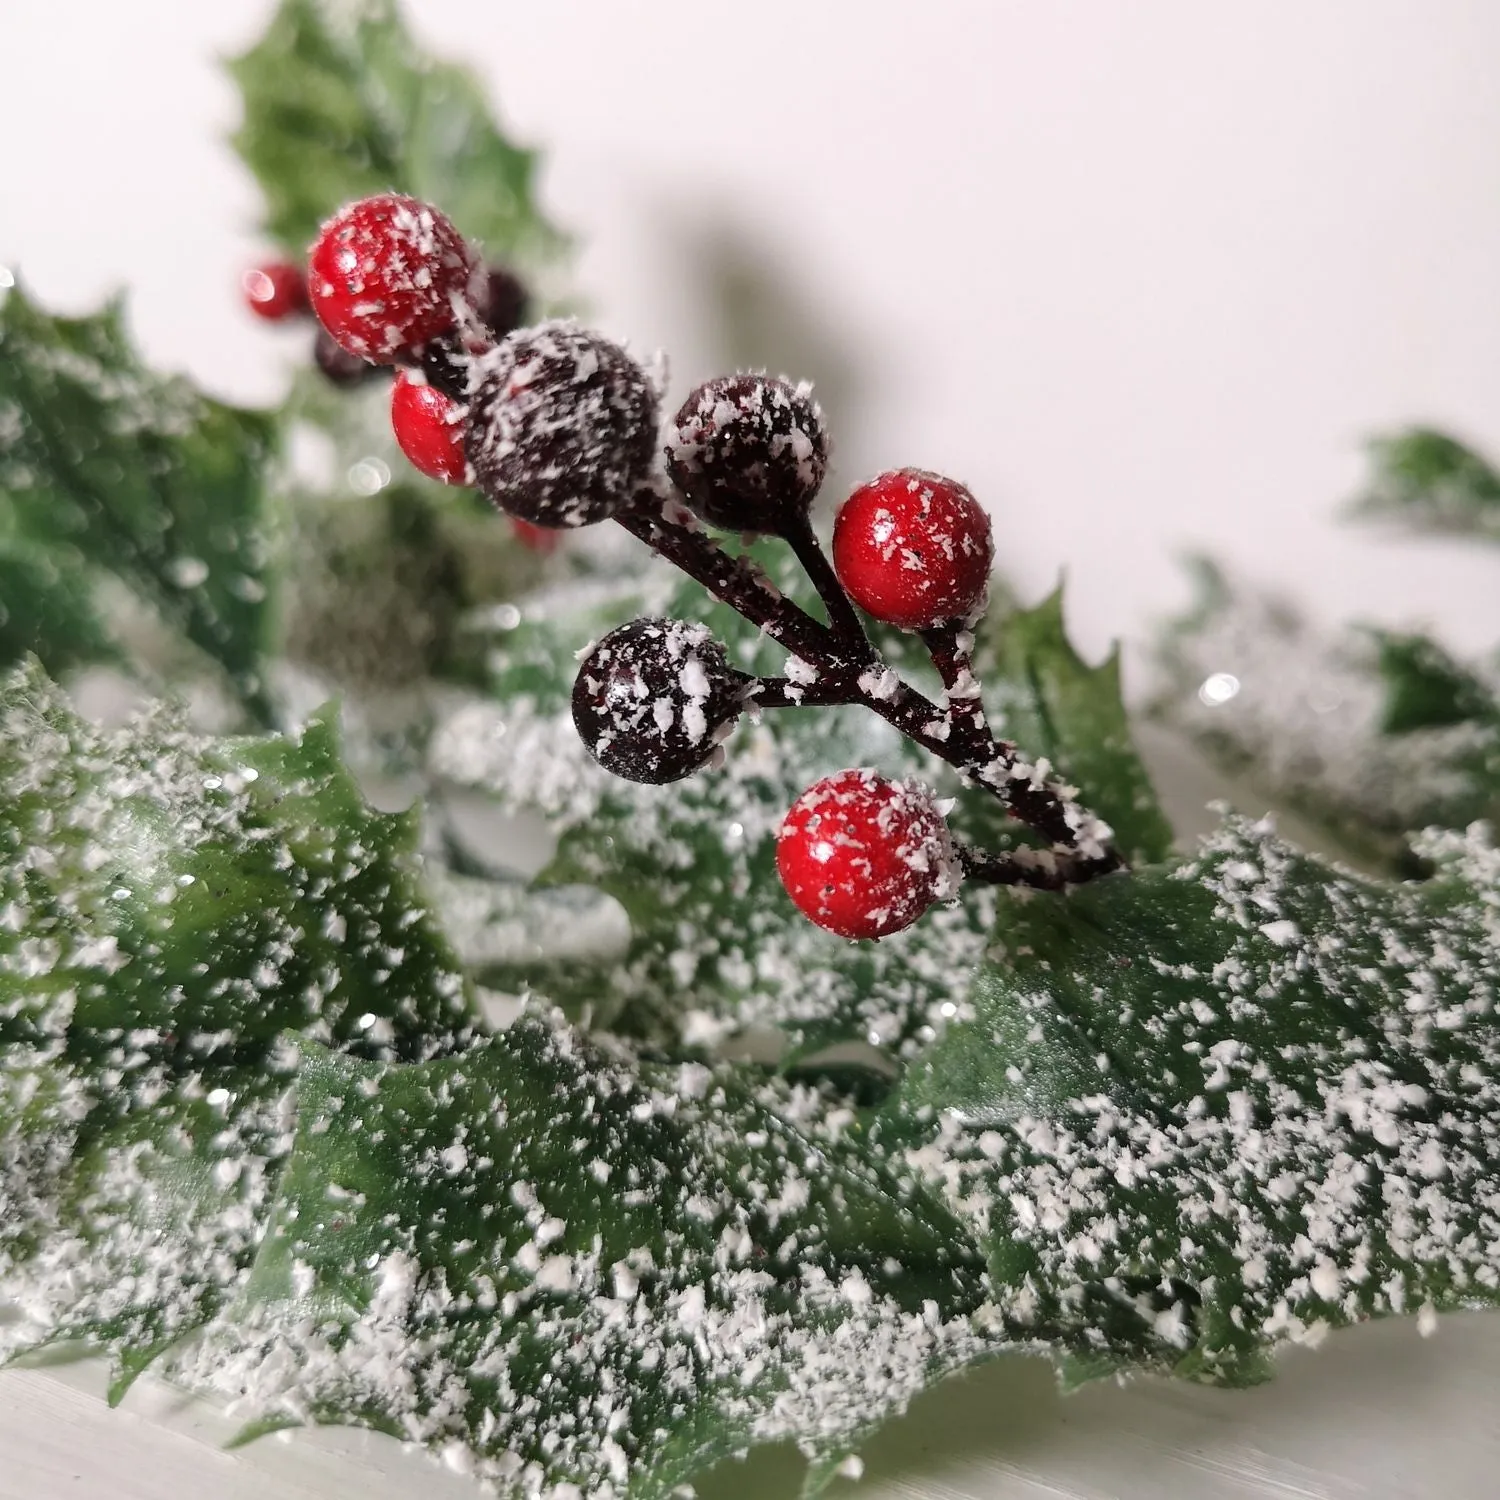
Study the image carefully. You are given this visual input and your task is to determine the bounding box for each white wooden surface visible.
[4,1313,1500,1499]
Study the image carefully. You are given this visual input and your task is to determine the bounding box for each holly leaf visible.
[1351,427,1500,541]
[0,284,277,715]
[1371,627,1499,735]
[0,660,481,1387]
[0,537,118,675]
[897,814,1500,1386]
[269,370,549,701]
[175,1014,986,1498]
[230,0,567,263]
[1149,558,1500,865]
[974,585,1173,866]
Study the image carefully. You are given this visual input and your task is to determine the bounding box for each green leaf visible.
[269,370,549,698]
[974,585,1173,866]
[0,283,277,715]
[0,659,482,1380]
[230,0,567,263]
[1149,558,1500,864]
[1371,628,1498,735]
[181,1015,985,1498]
[1351,427,1500,540]
[0,537,118,674]
[897,814,1500,1385]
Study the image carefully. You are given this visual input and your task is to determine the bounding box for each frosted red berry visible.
[241,262,307,321]
[511,518,560,554]
[307,194,474,362]
[776,770,958,940]
[390,371,469,485]
[832,468,993,630]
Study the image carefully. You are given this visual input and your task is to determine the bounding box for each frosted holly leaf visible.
[970,585,1173,867]
[0,535,117,676]
[175,1013,986,1498]
[0,661,482,1390]
[1150,558,1500,864]
[0,283,277,717]
[231,0,568,264]
[895,813,1500,1388]
[1351,427,1500,541]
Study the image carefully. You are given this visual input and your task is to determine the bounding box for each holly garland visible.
[1150,428,1500,873]
[6,4,1500,1500]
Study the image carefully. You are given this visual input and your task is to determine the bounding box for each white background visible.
[5,2,1500,666]
[6,3,1500,1496]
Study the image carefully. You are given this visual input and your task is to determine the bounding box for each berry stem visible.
[617,481,1121,873]
[783,512,871,650]
[747,677,854,710]
[956,842,1114,891]
[920,621,989,755]
[615,490,834,662]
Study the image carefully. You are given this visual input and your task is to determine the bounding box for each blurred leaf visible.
[1371,627,1498,735]
[1149,558,1500,865]
[1352,427,1500,540]
[0,283,276,714]
[0,537,117,673]
[230,0,567,263]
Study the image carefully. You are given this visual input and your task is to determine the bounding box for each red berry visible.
[511,518,560,554]
[832,468,994,630]
[241,262,307,321]
[390,371,469,485]
[307,194,474,362]
[776,769,958,940]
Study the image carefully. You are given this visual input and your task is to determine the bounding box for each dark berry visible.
[391,371,470,485]
[418,331,477,404]
[307,194,474,362]
[666,374,828,532]
[242,261,307,321]
[313,327,378,387]
[832,468,993,630]
[466,320,659,529]
[572,618,745,784]
[476,266,530,340]
[776,769,958,940]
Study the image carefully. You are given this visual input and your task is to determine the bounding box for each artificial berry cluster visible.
[268,192,1121,940]
[241,195,546,549]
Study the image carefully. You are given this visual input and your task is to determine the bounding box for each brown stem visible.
[614,491,833,663]
[958,842,1118,891]
[783,512,870,649]
[616,482,1122,876]
[920,621,989,755]
[747,677,854,710]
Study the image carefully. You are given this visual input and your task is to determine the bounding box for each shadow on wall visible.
[665,208,867,520]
